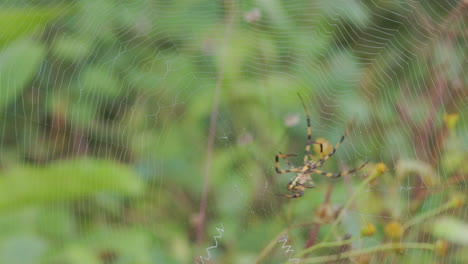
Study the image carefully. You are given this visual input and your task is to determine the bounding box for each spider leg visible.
[278,152,296,168]
[297,93,317,163]
[275,193,303,198]
[306,154,318,167]
[275,153,302,174]
[311,161,368,178]
[305,141,323,162]
[298,182,315,188]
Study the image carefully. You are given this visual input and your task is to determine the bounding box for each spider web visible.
[0,0,467,264]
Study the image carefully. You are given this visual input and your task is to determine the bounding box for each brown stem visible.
[195,0,237,254]
[304,223,321,251]
[303,184,334,257]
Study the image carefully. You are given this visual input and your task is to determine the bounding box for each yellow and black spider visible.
[275,93,368,198]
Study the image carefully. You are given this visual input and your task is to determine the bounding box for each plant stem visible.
[298,235,360,257]
[195,0,237,252]
[402,202,453,231]
[255,222,315,264]
[322,169,380,242]
[302,242,434,263]
[303,184,334,256]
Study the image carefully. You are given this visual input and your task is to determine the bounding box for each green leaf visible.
[433,217,468,245]
[0,39,45,112]
[0,6,69,48]
[0,159,144,211]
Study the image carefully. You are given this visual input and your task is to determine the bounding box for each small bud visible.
[434,240,448,256]
[443,113,459,130]
[394,243,406,254]
[449,192,465,208]
[365,162,387,185]
[368,162,387,184]
[375,162,388,174]
[361,223,376,237]
[384,221,403,240]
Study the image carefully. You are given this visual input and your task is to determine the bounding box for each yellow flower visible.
[384,221,403,240]
[434,240,448,256]
[361,223,376,237]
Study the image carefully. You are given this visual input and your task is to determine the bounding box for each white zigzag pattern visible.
[195,224,225,264]
[278,236,301,264]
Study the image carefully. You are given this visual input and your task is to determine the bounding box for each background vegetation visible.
[0,0,467,263]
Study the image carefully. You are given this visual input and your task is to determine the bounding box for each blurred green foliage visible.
[0,0,467,263]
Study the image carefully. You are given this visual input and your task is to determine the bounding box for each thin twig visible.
[322,169,380,243]
[303,184,334,256]
[302,242,434,263]
[304,223,320,257]
[255,222,315,264]
[195,0,237,252]
[402,201,453,231]
[298,235,360,258]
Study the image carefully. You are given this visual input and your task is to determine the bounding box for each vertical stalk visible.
[195,0,237,254]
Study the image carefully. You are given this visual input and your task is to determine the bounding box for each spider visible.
[275,93,368,198]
